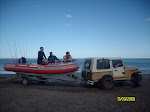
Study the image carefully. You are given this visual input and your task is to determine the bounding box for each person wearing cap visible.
[63,52,73,61]
[48,52,59,63]
[37,47,46,64]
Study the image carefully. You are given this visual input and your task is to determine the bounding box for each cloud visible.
[64,24,72,27]
[66,14,72,18]
[64,14,72,26]
[145,17,150,21]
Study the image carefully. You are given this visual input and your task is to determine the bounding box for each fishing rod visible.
[7,41,14,63]
[23,42,25,58]
[14,40,17,63]
[26,41,27,61]
[18,42,23,58]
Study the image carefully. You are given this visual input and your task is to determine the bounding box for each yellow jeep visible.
[82,58,142,90]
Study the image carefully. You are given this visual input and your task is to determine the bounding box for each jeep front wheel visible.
[99,76,114,90]
[134,74,142,87]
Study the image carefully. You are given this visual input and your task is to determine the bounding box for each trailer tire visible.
[22,77,30,86]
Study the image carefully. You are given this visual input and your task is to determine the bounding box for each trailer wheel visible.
[134,74,142,87]
[22,77,30,86]
[99,76,114,90]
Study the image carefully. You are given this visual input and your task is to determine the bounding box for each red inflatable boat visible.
[4,63,79,74]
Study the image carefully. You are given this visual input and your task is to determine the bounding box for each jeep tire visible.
[99,76,114,90]
[134,74,142,87]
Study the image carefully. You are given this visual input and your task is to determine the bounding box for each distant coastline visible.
[0,58,150,59]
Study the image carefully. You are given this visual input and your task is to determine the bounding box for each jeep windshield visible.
[84,60,91,70]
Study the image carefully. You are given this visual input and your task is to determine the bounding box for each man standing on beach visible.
[37,47,46,64]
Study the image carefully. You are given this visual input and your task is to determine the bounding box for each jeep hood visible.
[125,66,138,71]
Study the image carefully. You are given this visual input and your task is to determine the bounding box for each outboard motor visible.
[18,57,26,63]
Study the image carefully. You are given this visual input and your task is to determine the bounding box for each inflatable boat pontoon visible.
[4,62,79,75]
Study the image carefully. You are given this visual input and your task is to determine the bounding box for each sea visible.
[0,58,150,74]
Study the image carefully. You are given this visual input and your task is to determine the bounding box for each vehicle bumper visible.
[86,80,94,85]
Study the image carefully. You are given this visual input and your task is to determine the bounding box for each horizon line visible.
[0,57,150,59]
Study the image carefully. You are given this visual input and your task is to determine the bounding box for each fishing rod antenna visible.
[18,42,23,58]
[7,41,14,63]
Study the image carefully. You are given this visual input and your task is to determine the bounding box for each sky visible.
[0,0,150,59]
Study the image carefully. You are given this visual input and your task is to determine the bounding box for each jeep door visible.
[112,60,125,77]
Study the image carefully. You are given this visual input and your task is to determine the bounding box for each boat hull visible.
[4,63,79,74]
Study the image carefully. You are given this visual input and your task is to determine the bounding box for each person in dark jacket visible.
[48,52,59,63]
[37,47,46,64]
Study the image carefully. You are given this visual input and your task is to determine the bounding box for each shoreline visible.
[1,58,150,59]
[0,73,150,83]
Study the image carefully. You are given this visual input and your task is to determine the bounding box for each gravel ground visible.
[0,73,150,112]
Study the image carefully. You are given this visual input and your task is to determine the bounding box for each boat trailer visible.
[16,73,83,86]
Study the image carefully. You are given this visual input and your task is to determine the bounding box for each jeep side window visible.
[104,59,110,69]
[84,60,91,70]
[97,59,110,69]
[97,59,103,69]
[112,60,123,68]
